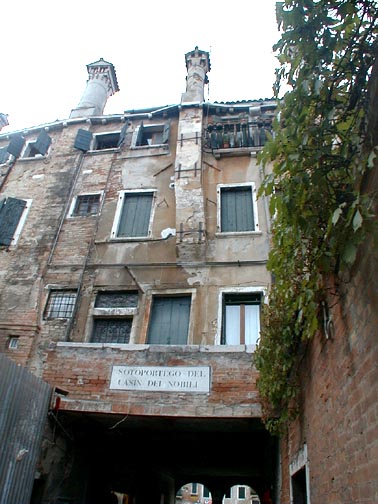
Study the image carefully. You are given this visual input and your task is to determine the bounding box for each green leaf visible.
[352,209,363,232]
[342,243,357,264]
[332,208,340,225]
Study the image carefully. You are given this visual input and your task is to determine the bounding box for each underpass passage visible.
[52,412,278,504]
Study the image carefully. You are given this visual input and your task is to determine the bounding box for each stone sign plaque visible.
[110,365,211,393]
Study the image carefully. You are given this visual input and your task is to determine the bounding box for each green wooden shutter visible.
[0,147,9,164]
[74,129,93,151]
[7,134,25,158]
[0,197,27,245]
[34,130,52,155]
[147,296,191,345]
[117,192,153,237]
[162,123,170,144]
[117,123,128,147]
[221,186,254,232]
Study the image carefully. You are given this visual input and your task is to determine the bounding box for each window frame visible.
[21,130,52,159]
[216,182,259,235]
[217,287,266,347]
[111,189,156,240]
[146,290,195,346]
[43,289,77,320]
[237,486,246,500]
[0,197,32,246]
[68,192,103,218]
[131,122,170,148]
[89,290,139,344]
[91,130,122,151]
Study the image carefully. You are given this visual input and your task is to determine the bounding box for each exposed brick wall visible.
[43,344,262,419]
[282,71,378,503]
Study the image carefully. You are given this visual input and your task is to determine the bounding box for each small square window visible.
[132,123,170,147]
[44,290,77,319]
[93,132,121,150]
[22,130,51,158]
[71,194,101,217]
[8,337,19,349]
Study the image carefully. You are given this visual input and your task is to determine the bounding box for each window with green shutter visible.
[133,122,170,147]
[147,296,191,345]
[22,130,52,158]
[112,191,154,238]
[0,197,30,246]
[218,183,258,233]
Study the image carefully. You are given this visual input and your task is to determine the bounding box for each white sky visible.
[1,0,281,134]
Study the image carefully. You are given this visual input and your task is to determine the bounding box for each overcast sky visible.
[1,0,281,134]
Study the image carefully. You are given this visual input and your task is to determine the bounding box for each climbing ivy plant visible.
[254,0,378,434]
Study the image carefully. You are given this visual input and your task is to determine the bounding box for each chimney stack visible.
[70,58,119,118]
[181,47,211,104]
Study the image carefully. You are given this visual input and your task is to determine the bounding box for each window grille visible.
[45,290,77,319]
[72,194,101,216]
[91,318,132,344]
[95,291,138,308]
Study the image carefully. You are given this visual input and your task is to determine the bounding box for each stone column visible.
[181,46,211,103]
[175,48,211,260]
[70,58,119,118]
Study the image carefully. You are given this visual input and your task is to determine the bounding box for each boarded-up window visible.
[220,186,255,232]
[222,293,261,345]
[147,296,191,345]
[115,192,153,238]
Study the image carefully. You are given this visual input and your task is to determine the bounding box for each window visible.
[22,130,51,158]
[0,197,32,246]
[91,291,138,344]
[291,468,308,504]
[222,293,262,345]
[203,487,210,498]
[205,120,272,150]
[147,296,191,345]
[8,337,19,349]
[132,122,170,147]
[218,184,258,233]
[238,487,246,499]
[44,290,77,319]
[111,191,154,238]
[93,132,121,150]
[69,193,102,217]
[191,483,198,495]
[92,319,132,344]
[73,127,127,152]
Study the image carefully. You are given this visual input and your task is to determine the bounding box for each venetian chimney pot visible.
[70,58,119,118]
[181,46,211,103]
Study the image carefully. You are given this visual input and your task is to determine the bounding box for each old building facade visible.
[0,49,278,504]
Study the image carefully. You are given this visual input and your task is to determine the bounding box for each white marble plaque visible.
[110,365,211,393]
